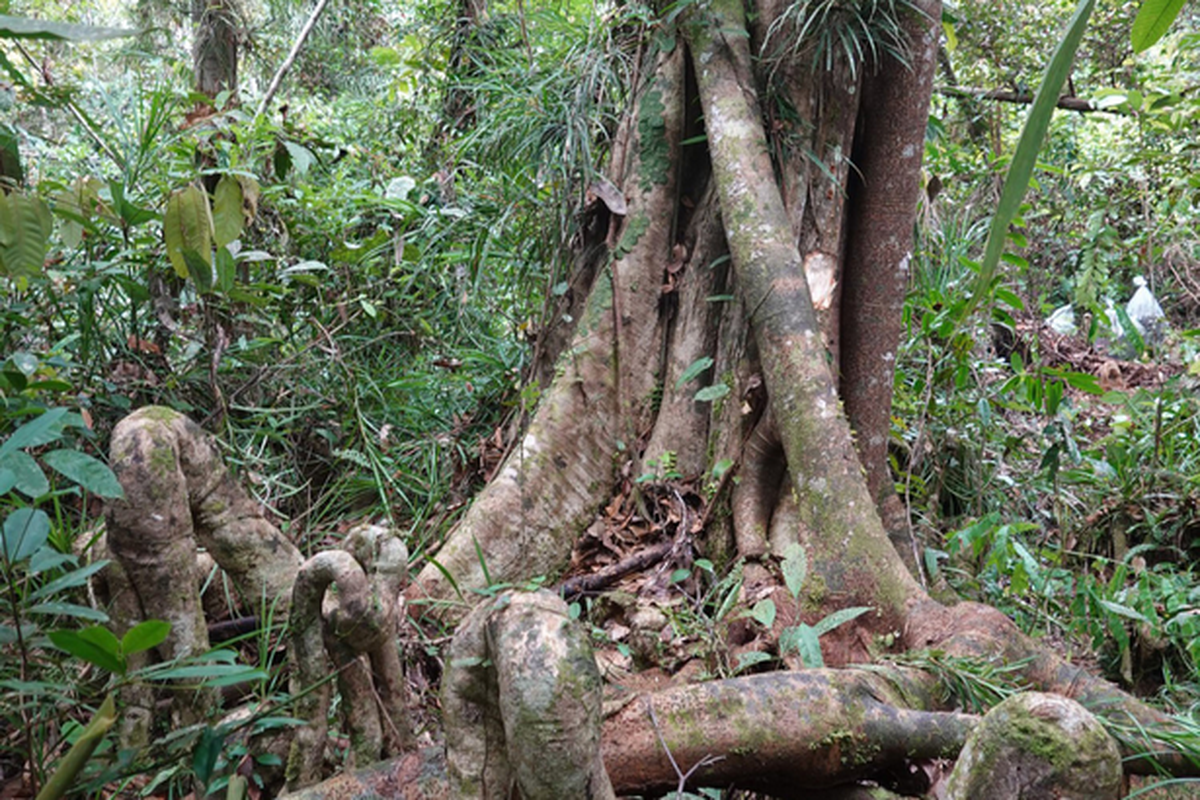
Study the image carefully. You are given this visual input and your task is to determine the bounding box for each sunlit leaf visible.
[283,142,314,176]
[1131,0,1186,53]
[212,175,245,248]
[0,190,52,279]
[694,383,730,403]
[969,0,1095,318]
[780,623,824,667]
[750,598,776,628]
[163,184,213,279]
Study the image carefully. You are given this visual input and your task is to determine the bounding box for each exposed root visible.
[287,524,412,790]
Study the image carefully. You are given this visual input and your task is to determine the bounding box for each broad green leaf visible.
[282,142,314,176]
[237,175,260,220]
[993,288,1025,310]
[163,184,213,279]
[1114,305,1145,355]
[968,0,1095,319]
[184,248,214,294]
[29,559,110,602]
[122,619,170,655]
[77,624,122,655]
[675,356,714,389]
[273,144,292,178]
[48,628,125,674]
[0,190,52,279]
[0,466,15,494]
[215,245,236,293]
[1131,0,1186,53]
[53,176,107,249]
[0,407,68,455]
[796,625,823,667]
[108,178,155,227]
[1099,599,1151,623]
[27,545,74,575]
[41,449,124,498]
[781,543,807,601]
[749,598,776,628]
[10,352,37,375]
[193,726,225,785]
[0,15,135,41]
[780,623,824,667]
[212,175,244,247]
[734,650,773,673]
[693,383,730,403]
[2,507,49,562]
[2,450,48,497]
[385,175,415,200]
[811,606,873,636]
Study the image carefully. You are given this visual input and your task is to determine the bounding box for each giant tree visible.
[96,0,1200,793]
[395,0,1198,788]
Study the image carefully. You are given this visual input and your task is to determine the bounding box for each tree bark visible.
[840,1,941,511]
[684,0,924,637]
[409,48,686,614]
[192,0,240,101]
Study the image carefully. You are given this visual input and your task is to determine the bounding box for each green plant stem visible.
[34,694,117,800]
[2,555,37,792]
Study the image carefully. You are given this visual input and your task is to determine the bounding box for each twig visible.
[939,86,1118,115]
[255,0,334,120]
[207,615,259,643]
[558,541,673,600]
[12,41,125,169]
[642,695,724,797]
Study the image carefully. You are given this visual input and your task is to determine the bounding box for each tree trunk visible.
[380,0,1200,788]
[840,0,940,510]
[192,0,239,101]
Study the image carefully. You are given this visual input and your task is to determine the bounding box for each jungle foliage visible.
[2,0,1200,794]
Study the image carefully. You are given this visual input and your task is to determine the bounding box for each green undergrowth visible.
[897,203,1200,705]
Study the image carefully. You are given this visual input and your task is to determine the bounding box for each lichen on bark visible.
[944,692,1122,800]
[104,405,302,746]
[287,523,413,790]
[442,590,614,799]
